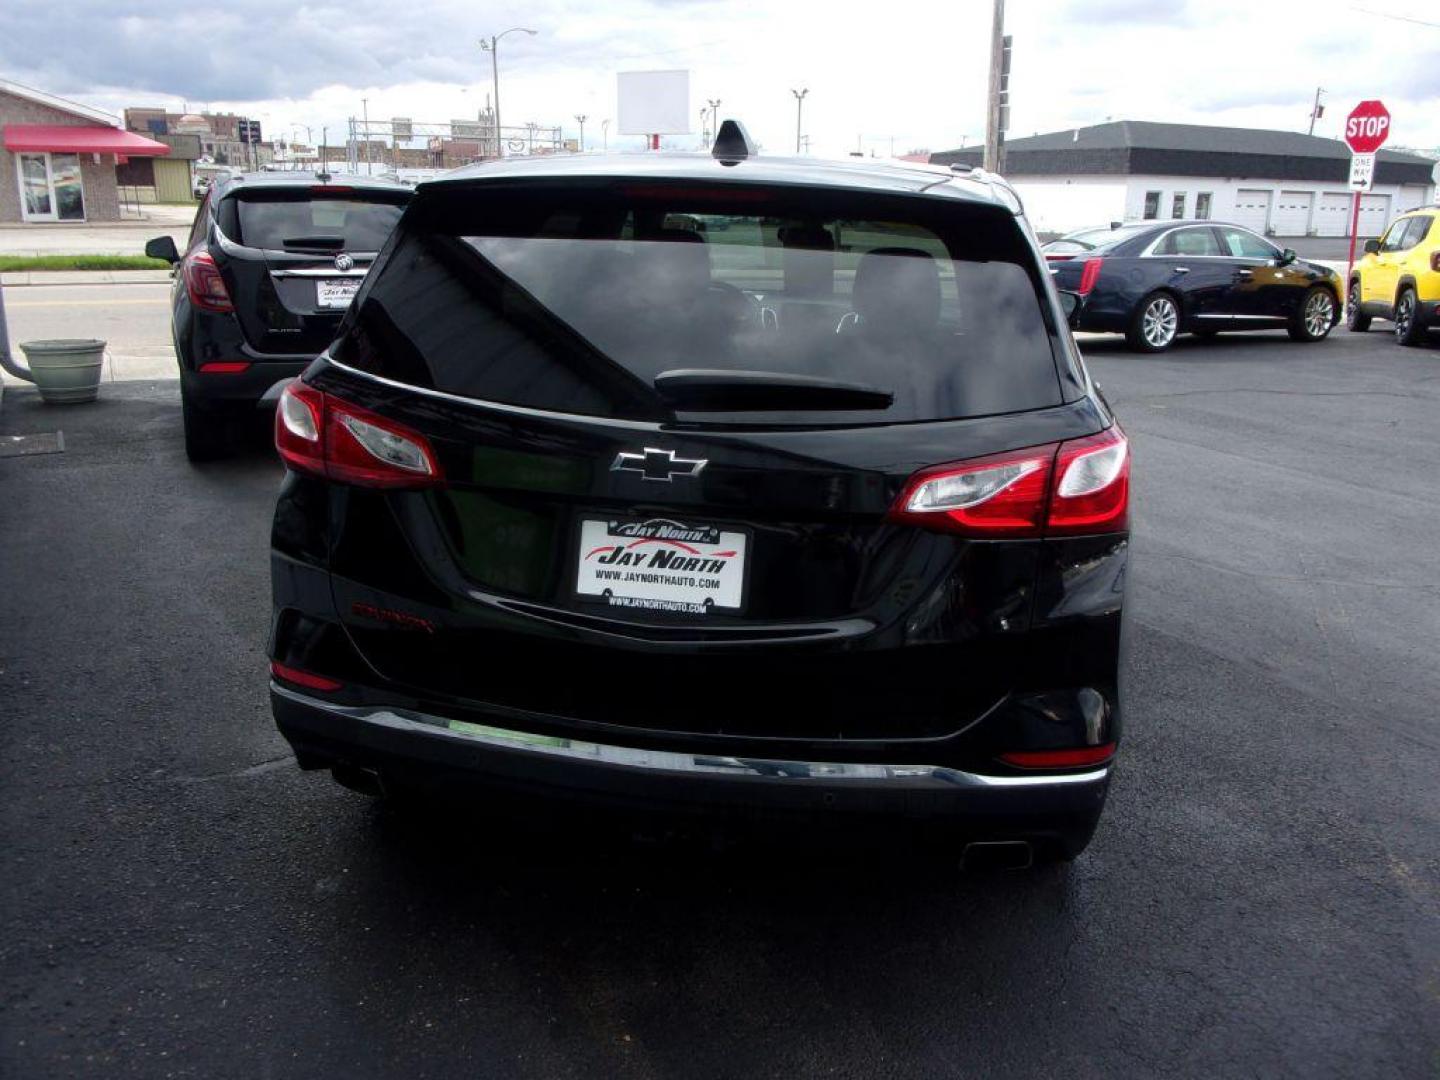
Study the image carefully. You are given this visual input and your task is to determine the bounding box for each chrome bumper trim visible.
[272,685,1110,790]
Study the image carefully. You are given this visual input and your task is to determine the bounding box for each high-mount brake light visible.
[182,250,233,312]
[310,185,355,195]
[889,426,1129,538]
[274,382,443,489]
[1077,257,1104,296]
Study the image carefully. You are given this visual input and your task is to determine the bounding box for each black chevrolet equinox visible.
[268,123,1130,866]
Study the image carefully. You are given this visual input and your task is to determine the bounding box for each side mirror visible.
[1362,239,1380,255]
[1056,289,1083,328]
[1278,248,1297,266]
[145,236,180,264]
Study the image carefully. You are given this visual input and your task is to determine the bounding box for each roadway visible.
[0,327,1437,1078]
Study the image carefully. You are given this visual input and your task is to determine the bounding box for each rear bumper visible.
[180,360,309,408]
[271,684,1112,849]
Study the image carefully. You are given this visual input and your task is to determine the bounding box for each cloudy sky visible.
[2,0,1438,158]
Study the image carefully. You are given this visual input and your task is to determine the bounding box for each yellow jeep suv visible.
[1347,207,1440,345]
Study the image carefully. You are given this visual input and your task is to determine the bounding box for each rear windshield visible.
[334,183,1064,424]
[224,193,406,252]
[1073,224,1152,252]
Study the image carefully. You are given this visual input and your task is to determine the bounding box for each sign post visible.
[1343,100,1390,285]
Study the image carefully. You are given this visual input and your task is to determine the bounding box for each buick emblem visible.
[611,447,707,483]
[333,253,355,272]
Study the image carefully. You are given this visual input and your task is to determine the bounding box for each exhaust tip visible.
[961,840,1034,872]
[331,763,386,798]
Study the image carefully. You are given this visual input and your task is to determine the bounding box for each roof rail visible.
[949,163,1023,214]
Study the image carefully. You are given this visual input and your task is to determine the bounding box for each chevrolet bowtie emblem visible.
[610,447,708,482]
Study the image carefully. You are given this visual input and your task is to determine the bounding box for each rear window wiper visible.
[654,369,894,412]
[281,236,346,251]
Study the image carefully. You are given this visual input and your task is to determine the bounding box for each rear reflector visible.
[270,661,343,691]
[198,361,251,374]
[275,381,442,489]
[999,743,1116,769]
[889,425,1129,538]
[1077,257,1104,296]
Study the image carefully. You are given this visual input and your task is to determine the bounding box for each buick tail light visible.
[275,382,443,489]
[182,250,234,312]
[889,426,1129,538]
[1077,257,1104,295]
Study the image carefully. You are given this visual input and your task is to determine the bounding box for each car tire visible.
[1394,287,1425,347]
[1346,281,1371,332]
[1126,291,1180,352]
[181,386,232,462]
[1288,286,1336,342]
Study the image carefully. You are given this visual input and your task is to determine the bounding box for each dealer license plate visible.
[316,278,361,309]
[576,517,747,614]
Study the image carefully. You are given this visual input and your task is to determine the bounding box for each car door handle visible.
[1171,266,1190,274]
[1237,268,1254,276]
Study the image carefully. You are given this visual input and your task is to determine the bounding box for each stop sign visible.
[1344,100,1391,154]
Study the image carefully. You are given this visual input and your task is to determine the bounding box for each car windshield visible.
[335,184,1065,425]
[229,194,406,251]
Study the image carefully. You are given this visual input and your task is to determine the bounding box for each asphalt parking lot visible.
[2,328,1438,1078]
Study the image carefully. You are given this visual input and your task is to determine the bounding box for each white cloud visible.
[2,0,1437,157]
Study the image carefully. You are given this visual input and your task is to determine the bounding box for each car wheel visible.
[1126,292,1180,352]
[181,385,232,462]
[1394,287,1425,347]
[1346,281,1371,332]
[1289,286,1336,342]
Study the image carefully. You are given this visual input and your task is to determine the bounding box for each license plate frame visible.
[315,278,361,309]
[574,516,750,616]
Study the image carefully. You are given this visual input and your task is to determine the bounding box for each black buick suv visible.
[146,172,410,460]
[267,125,1130,865]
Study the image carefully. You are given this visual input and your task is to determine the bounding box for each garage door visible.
[1271,191,1313,236]
[1315,192,1352,237]
[1357,194,1390,240]
[1232,189,1271,233]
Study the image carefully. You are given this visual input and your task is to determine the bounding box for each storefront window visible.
[15,152,86,223]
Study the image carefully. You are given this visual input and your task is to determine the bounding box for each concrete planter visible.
[15,339,107,404]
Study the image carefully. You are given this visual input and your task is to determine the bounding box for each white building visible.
[931,121,1436,240]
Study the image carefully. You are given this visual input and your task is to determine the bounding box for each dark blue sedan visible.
[1048,221,1342,352]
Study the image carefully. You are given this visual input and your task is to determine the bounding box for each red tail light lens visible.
[182,250,234,312]
[889,445,1055,538]
[889,426,1129,539]
[198,361,251,374]
[270,661,344,692]
[275,382,443,489]
[1077,257,1104,295]
[1431,251,1440,273]
[1047,427,1131,535]
[999,743,1116,769]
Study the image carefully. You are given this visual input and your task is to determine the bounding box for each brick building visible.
[1,79,169,224]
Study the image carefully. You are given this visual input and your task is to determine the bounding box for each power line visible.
[1348,6,1440,27]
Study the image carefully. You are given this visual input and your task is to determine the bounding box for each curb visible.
[0,270,173,287]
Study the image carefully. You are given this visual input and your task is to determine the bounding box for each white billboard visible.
[617,70,690,135]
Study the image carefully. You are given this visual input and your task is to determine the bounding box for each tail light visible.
[1431,251,1440,273]
[275,381,443,489]
[198,361,251,374]
[1077,257,1104,295]
[270,661,344,692]
[889,426,1129,538]
[182,250,234,312]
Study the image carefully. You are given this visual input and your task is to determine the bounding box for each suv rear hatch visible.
[302,178,1107,743]
[216,184,408,356]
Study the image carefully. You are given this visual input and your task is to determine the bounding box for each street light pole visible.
[791,89,808,154]
[480,28,538,160]
[707,98,721,146]
[362,97,371,175]
[574,114,587,152]
[602,119,610,152]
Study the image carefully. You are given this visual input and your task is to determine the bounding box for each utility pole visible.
[574,114,587,152]
[983,0,1011,173]
[1308,87,1325,136]
[791,88,808,154]
[362,97,371,175]
[481,29,538,160]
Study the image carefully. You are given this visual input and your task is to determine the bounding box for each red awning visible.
[2,124,170,158]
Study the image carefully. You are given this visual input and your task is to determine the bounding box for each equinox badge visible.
[610,447,707,483]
